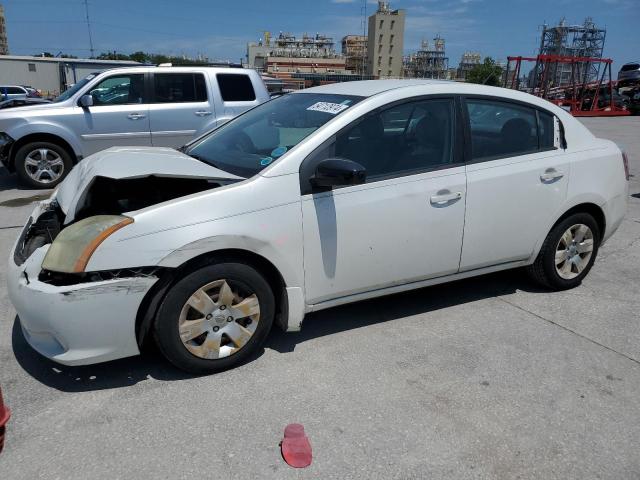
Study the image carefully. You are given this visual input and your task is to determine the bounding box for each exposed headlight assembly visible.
[42,215,133,273]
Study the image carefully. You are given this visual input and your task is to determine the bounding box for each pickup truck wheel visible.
[14,142,73,189]
[153,262,275,374]
[526,213,600,290]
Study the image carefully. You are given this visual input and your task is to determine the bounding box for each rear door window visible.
[153,73,207,103]
[217,74,256,102]
[465,99,539,161]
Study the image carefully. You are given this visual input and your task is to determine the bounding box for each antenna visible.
[83,0,95,58]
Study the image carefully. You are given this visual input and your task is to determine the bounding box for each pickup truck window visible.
[217,74,256,102]
[153,73,208,103]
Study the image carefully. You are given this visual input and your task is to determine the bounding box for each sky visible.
[1,0,638,72]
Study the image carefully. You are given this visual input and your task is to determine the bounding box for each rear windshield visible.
[186,93,364,178]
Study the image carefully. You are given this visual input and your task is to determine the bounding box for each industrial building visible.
[0,55,140,97]
[247,32,345,74]
[403,36,449,79]
[367,1,405,78]
[0,3,8,55]
[530,17,606,88]
[342,35,367,75]
[456,52,481,81]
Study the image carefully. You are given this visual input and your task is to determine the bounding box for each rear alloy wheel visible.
[15,141,73,189]
[526,213,600,290]
[554,224,595,280]
[154,263,275,374]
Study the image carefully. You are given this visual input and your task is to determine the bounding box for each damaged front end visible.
[8,146,244,365]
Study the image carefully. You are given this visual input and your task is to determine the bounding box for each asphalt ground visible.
[0,116,639,479]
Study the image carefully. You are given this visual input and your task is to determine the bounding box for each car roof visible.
[93,66,254,76]
[296,79,450,97]
[295,79,563,108]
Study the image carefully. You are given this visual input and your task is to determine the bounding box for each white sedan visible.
[8,80,629,373]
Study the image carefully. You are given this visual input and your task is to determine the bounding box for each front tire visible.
[14,141,73,189]
[153,262,275,374]
[526,213,600,290]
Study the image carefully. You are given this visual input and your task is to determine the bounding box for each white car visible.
[8,80,629,373]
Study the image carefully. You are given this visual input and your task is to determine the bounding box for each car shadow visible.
[0,168,19,191]
[265,269,544,353]
[12,269,546,393]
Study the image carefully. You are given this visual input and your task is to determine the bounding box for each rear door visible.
[149,72,214,148]
[460,97,569,270]
[71,73,151,155]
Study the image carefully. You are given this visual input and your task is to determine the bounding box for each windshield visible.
[52,72,100,103]
[186,93,364,178]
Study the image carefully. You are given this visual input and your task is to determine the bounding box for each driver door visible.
[70,73,152,156]
[300,97,467,305]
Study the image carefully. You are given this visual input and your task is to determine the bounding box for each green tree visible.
[129,51,148,63]
[466,57,504,87]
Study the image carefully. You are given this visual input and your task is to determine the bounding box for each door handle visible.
[430,190,462,206]
[127,113,146,120]
[195,110,212,117]
[540,168,564,182]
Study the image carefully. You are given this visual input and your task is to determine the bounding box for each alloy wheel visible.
[178,279,260,360]
[554,223,594,280]
[23,148,65,184]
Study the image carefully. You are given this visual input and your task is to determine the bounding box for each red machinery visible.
[505,55,630,117]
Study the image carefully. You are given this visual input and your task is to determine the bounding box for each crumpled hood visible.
[56,146,242,222]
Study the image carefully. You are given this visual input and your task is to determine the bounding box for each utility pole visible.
[361,0,367,76]
[84,0,95,58]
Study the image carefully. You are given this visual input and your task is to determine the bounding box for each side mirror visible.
[310,158,366,188]
[79,94,93,108]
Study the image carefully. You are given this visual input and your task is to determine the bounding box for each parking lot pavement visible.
[0,117,639,479]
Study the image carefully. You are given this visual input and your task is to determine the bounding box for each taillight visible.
[622,151,630,181]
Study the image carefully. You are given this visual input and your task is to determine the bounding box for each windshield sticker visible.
[260,157,273,166]
[271,146,288,158]
[306,102,350,115]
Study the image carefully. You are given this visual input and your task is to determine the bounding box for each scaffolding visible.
[267,32,339,59]
[505,55,629,117]
[403,36,448,79]
[0,4,8,55]
[456,52,481,81]
[531,17,606,89]
[342,35,367,74]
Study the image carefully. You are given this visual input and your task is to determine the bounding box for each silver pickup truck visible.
[0,66,269,188]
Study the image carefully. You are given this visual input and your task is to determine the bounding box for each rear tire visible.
[526,212,600,290]
[153,262,275,374]
[14,141,73,189]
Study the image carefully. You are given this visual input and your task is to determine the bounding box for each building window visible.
[378,69,382,76]
[379,34,383,43]
[388,69,393,76]
[389,57,393,66]
[28,63,36,72]
[378,56,382,67]
[379,20,384,29]
[391,20,395,30]
[390,34,394,43]
[389,45,393,54]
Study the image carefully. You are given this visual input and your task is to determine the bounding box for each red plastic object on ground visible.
[281,424,312,468]
[0,387,10,454]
